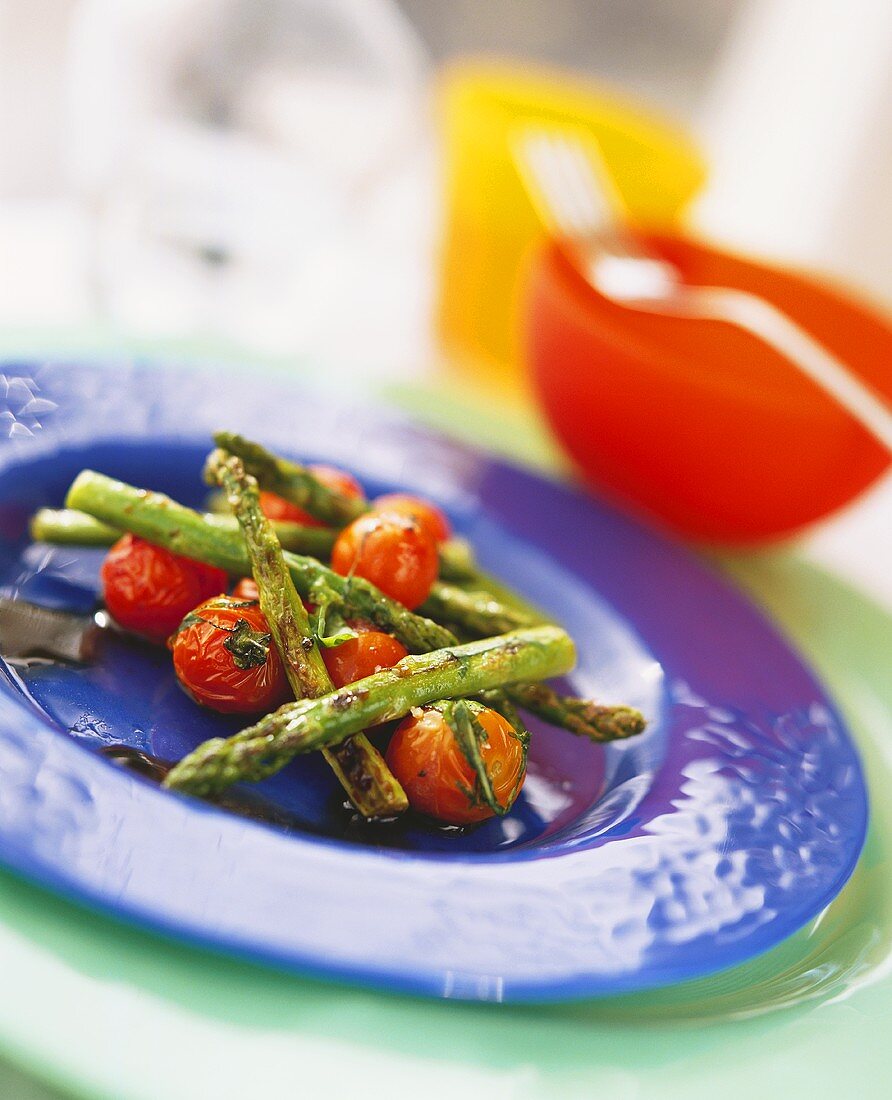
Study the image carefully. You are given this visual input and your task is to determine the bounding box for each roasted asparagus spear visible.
[31,506,336,558]
[213,431,366,527]
[206,448,407,817]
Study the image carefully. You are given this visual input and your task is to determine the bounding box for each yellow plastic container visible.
[436,60,707,393]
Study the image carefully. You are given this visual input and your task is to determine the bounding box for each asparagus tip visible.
[599,705,647,740]
[64,468,98,510]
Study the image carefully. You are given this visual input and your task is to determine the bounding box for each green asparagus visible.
[31,506,337,558]
[213,431,367,527]
[30,508,121,546]
[163,625,576,797]
[437,542,547,620]
[421,581,537,637]
[206,449,407,817]
[34,501,538,642]
[507,682,647,741]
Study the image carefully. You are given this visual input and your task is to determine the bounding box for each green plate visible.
[0,371,890,1099]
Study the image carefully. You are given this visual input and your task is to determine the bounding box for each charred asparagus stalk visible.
[65,471,645,741]
[215,434,500,581]
[164,625,576,797]
[421,582,538,637]
[31,506,337,558]
[30,508,121,546]
[207,449,407,817]
[213,431,367,527]
[507,683,646,741]
[437,541,547,622]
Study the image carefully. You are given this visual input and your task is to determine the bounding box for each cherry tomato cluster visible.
[99,466,522,823]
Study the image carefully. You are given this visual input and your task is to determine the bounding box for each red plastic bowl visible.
[525,236,892,543]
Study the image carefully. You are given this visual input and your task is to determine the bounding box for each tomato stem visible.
[222,618,273,670]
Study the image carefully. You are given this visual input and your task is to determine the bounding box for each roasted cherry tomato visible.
[259,465,364,528]
[170,595,290,714]
[331,512,438,609]
[370,493,451,543]
[385,705,525,824]
[321,623,408,687]
[100,533,228,643]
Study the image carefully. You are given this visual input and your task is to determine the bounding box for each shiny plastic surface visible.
[527,237,892,542]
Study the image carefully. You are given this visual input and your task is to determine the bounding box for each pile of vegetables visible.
[31,433,646,826]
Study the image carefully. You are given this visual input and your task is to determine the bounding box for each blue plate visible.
[0,361,868,1001]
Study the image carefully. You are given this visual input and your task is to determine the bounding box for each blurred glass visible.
[64,0,432,364]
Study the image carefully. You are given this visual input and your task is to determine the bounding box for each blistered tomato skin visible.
[170,596,290,714]
[321,625,408,687]
[258,491,316,526]
[370,494,451,544]
[331,513,438,609]
[258,465,364,528]
[385,706,526,825]
[100,534,228,643]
